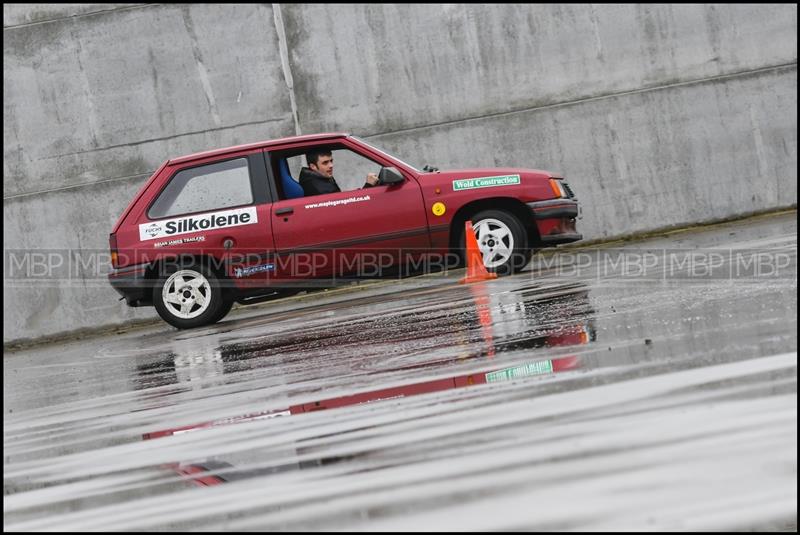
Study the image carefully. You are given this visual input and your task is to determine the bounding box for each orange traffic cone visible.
[460,221,498,284]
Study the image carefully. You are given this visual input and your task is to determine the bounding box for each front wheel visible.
[463,209,532,275]
[153,262,231,329]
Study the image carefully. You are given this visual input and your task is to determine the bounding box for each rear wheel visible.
[153,262,231,329]
[461,209,532,275]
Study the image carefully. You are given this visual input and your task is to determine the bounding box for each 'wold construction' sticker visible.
[452,175,520,191]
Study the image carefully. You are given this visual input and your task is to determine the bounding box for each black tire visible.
[460,209,532,276]
[208,294,235,324]
[153,261,231,329]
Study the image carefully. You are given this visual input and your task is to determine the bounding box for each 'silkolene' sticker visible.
[140,207,257,241]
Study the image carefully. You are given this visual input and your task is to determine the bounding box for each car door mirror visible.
[378,166,404,186]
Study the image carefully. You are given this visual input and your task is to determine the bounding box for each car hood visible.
[416,167,560,182]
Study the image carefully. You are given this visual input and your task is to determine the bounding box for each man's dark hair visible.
[306,149,332,167]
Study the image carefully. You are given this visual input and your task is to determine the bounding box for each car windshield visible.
[351,136,419,172]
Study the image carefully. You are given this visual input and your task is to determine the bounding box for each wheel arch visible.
[448,197,539,252]
[146,253,228,279]
[144,253,236,299]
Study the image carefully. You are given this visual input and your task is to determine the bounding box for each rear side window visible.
[149,158,253,219]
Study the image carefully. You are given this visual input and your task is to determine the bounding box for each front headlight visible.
[549,179,567,198]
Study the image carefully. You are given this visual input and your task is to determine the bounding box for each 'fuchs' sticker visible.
[140,207,257,241]
[452,175,520,191]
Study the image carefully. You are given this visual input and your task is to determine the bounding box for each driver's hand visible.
[366,172,379,186]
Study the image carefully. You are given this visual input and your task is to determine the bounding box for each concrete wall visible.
[3,4,797,343]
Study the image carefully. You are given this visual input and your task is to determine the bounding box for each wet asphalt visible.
[3,212,797,531]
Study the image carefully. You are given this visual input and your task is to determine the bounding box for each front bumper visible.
[108,264,153,307]
[527,199,582,245]
[527,199,580,219]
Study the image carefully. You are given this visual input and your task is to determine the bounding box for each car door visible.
[267,146,430,282]
[142,149,277,288]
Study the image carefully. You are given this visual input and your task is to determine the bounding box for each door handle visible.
[275,207,294,216]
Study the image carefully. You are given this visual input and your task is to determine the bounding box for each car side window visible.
[272,149,382,200]
[149,158,253,219]
[331,149,381,192]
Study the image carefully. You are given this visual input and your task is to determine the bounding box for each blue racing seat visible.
[279,159,304,199]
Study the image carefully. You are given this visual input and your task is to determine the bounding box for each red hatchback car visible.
[108,133,581,328]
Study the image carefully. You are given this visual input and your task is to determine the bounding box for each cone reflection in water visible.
[469,282,495,359]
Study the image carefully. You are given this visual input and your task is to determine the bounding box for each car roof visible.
[168,132,350,165]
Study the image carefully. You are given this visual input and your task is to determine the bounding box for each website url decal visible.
[304,195,371,209]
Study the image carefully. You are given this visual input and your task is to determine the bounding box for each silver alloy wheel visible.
[162,269,212,319]
[473,218,515,268]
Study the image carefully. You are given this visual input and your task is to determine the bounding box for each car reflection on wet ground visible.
[3,212,797,531]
